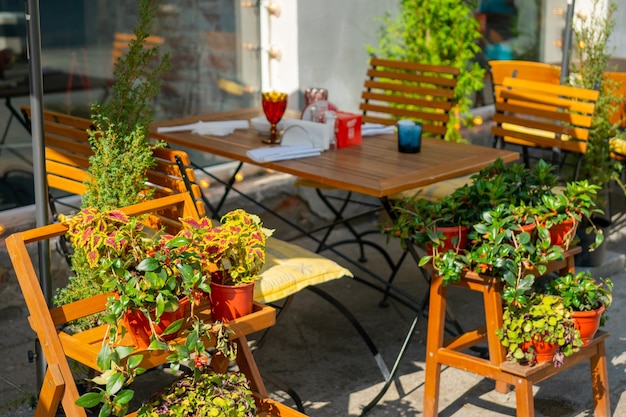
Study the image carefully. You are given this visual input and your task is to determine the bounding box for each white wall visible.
[269,0,396,113]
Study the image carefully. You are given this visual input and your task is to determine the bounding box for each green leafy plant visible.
[137,370,257,417]
[460,204,563,300]
[538,180,605,250]
[545,271,613,319]
[57,0,171,331]
[497,293,582,367]
[368,0,485,142]
[75,321,237,417]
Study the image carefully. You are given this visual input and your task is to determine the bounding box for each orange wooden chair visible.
[492,77,599,178]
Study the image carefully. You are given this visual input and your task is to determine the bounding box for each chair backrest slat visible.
[359,57,460,139]
[492,77,599,155]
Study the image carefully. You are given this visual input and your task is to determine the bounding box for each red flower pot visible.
[210,281,255,322]
[523,338,559,363]
[548,218,578,249]
[571,304,605,346]
[426,225,469,256]
[122,296,190,349]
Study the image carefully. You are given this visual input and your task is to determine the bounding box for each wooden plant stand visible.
[422,247,611,417]
[7,194,307,417]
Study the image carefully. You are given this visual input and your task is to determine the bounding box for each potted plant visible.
[65,206,270,416]
[497,293,582,367]
[544,271,613,346]
[179,209,274,322]
[75,317,237,417]
[389,194,470,254]
[537,180,605,251]
[459,204,563,300]
[137,370,257,417]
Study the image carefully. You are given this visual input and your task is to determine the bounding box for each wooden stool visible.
[423,248,611,417]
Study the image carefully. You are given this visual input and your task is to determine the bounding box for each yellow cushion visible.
[255,237,353,303]
[388,173,474,202]
[502,123,571,141]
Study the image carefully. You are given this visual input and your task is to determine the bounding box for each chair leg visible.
[34,364,65,417]
[590,341,611,416]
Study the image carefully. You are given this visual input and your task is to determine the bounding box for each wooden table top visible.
[151,108,519,198]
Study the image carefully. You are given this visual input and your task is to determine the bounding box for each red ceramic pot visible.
[548,218,578,249]
[122,296,190,349]
[210,281,255,322]
[426,225,469,256]
[571,304,605,346]
[523,337,559,363]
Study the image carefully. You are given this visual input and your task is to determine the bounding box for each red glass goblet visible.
[262,91,288,144]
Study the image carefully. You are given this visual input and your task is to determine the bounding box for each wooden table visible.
[151,108,519,199]
[152,107,520,412]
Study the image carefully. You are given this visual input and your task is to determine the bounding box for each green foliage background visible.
[367,0,485,142]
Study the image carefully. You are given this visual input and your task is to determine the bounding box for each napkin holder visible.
[281,119,331,150]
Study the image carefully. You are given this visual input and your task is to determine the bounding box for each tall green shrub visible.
[83,0,170,210]
[571,0,624,208]
[368,0,485,142]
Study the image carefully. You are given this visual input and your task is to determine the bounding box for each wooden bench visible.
[6,193,306,417]
[492,77,599,179]
[422,247,611,417]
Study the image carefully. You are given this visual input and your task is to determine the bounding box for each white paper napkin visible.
[156,120,249,136]
[247,145,323,163]
[361,123,396,136]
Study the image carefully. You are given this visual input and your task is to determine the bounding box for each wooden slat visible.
[492,77,598,155]
[370,57,461,76]
[489,60,561,86]
[359,58,459,140]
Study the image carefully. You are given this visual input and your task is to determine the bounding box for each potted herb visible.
[544,271,613,346]
[497,293,582,367]
[137,370,257,417]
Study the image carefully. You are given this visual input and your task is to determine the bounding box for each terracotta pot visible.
[426,225,469,256]
[548,218,578,249]
[514,221,536,235]
[122,296,190,349]
[210,281,255,322]
[523,338,559,363]
[571,304,605,346]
